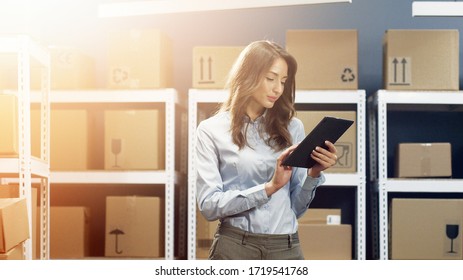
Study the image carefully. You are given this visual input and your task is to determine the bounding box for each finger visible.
[278,144,298,161]
[314,146,338,161]
[312,149,337,165]
[324,140,337,154]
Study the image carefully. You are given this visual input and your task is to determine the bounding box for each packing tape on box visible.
[327,215,341,225]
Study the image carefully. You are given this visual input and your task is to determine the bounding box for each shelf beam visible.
[413,1,463,17]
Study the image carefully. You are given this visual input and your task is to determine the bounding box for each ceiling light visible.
[99,0,352,18]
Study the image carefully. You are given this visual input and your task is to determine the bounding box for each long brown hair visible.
[220,40,297,151]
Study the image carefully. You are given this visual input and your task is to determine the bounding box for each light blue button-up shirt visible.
[195,111,325,234]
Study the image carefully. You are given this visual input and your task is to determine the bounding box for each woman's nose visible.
[274,81,284,94]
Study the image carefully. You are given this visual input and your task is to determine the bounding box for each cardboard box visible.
[104,109,165,170]
[50,206,90,259]
[48,46,96,89]
[192,46,244,89]
[196,207,219,259]
[0,198,30,253]
[298,208,341,225]
[298,224,352,260]
[31,109,93,170]
[286,30,358,90]
[0,243,24,260]
[105,196,165,258]
[0,185,19,198]
[383,29,459,90]
[296,110,357,173]
[395,143,452,178]
[0,94,18,156]
[0,185,39,259]
[107,29,172,89]
[391,199,463,260]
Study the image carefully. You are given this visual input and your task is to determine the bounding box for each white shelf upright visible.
[0,35,51,260]
[188,89,366,260]
[368,90,463,260]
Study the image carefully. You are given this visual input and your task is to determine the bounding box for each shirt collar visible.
[244,109,267,124]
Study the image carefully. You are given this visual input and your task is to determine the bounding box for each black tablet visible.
[282,116,354,168]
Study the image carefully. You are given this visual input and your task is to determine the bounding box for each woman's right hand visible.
[265,144,298,196]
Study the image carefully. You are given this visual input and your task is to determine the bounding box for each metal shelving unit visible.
[0,35,51,260]
[188,89,366,259]
[31,89,184,260]
[368,90,463,260]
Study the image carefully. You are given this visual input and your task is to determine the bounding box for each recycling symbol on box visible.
[341,68,355,83]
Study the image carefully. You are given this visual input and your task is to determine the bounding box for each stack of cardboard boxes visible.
[45,29,171,259]
[1,29,171,259]
[384,29,458,180]
[383,29,460,260]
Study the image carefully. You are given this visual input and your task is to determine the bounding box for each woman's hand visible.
[265,144,298,196]
[308,140,338,178]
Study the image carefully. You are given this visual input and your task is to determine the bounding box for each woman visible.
[195,40,338,260]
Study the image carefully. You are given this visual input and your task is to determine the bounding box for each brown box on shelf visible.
[0,185,39,259]
[391,198,463,260]
[31,109,95,170]
[298,224,352,260]
[104,109,165,170]
[192,46,244,89]
[296,110,357,173]
[286,29,358,90]
[395,142,452,178]
[0,94,18,156]
[383,29,459,90]
[105,196,165,258]
[196,207,219,259]
[0,243,25,260]
[48,46,96,89]
[107,29,173,89]
[0,185,19,198]
[298,208,341,225]
[50,206,90,259]
[0,198,30,253]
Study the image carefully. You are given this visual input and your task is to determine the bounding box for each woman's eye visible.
[266,77,274,81]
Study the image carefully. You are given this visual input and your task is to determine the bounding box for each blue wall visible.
[98,0,462,96]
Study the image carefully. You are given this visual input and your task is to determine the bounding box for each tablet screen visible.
[282,116,354,168]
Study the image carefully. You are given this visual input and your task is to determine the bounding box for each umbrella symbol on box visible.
[109,228,125,254]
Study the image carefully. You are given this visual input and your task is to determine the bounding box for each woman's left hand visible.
[308,140,338,178]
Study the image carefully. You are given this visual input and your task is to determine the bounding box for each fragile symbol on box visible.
[109,228,125,254]
[445,224,460,254]
[334,142,353,169]
[388,57,411,86]
[198,56,214,84]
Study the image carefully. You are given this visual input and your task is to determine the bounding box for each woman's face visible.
[247,57,288,120]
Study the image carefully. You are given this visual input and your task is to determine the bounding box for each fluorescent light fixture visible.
[99,0,352,17]
[413,1,463,17]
